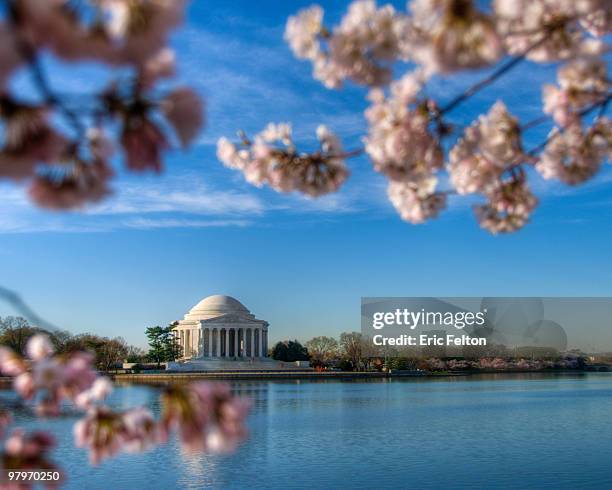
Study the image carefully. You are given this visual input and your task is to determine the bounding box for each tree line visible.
[0,316,148,372]
[273,332,585,372]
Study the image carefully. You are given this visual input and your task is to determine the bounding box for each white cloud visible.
[121,217,251,229]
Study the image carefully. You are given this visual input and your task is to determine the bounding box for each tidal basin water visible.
[4,373,612,489]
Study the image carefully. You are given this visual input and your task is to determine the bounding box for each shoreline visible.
[109,369,610,383]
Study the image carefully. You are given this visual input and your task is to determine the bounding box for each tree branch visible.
[0,286,60,332]
[526,93,612,156]
[6,0,86,140]
[440,33,551,115]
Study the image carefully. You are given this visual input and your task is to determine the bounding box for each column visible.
[250,329,255,358]
[224,329,229,358]
[233,328,239,358]
[208,329,213,357]
[263,329,267,357]
[258,328,262,358]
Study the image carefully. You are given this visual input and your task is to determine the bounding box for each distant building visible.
[169,294,304,371]
[173,294,269,360]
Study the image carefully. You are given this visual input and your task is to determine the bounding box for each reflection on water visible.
[1,373,612,489]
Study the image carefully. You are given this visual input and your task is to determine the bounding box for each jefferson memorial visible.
[169,295,296,371]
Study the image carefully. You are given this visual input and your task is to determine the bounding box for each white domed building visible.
[168,295,301,371]
[174,295,269,360]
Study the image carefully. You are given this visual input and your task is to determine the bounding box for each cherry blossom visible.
[285,5,324,60]
[28,159,114,210]
[387,177,447,224]
[449,101,524,194]
[1,429,61,486]
[0,101,68,181]
[0,0,203,208]
[364,74,443,181]
[474,176,538,233]
[217,123,349,196]
[0,23,23,89]
[542,57,610,126]
[161,88,205,148]
[494,0,606,62]
[75,377,114,410]
[121,116,168,173]
[536,118,610,185]
[2,335,99,416]
[408,0,502,74]
[285,1,410,88]
[25,334,54,361]
[74,406,157,464]
[159,382,250,453]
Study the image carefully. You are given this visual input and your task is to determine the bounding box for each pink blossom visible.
[0,23,23,88]
[217,124,348,196]
[139,48,176,87]
[449,101,524,195]
[15,0,118,63]
[474,177,538,233]
[26,334,54,361]
[121,408,157,454]
[0,103,68,166]
[286,1,411,88]
[28,159,114,210]
[285,5,324,60]
[159,382,250,453]
[0,347,26,377]
[74,406,158,464]
[537,119,610,184]
[387,178,447,224]
[74,407,126,465]
[108,0,186,64]
[494,0,606,62]
[364,82,442,182]
[161,88,205,148]
[13,373,35,400]
[121,116,168,172]
[543,58,610,126]
[0,410,11,439]
[4,429,54,459]
[408,0,502,74]
[75,377,114,409]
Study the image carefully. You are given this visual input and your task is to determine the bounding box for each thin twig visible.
[526,94,612,156]
[0,286,60,332]
[440,34,551,115]
[6,0,86,139]
[521,114,552,131]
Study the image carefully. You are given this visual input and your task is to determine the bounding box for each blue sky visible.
[1,1,611,349]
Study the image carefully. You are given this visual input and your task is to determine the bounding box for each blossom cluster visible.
[363,71,448,223]
[493,0,607,62]
[448,101,540,233]
[0,0,204,209]
[217,123,349,197]
[0,335,250,473]
[256,0,611,233]
[285,1,411,88]
[428,356,585,371]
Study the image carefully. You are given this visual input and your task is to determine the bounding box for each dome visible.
[183,295,253,321]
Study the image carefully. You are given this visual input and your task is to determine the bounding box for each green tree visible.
[145,324,182,366]
[271,340,309,362]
